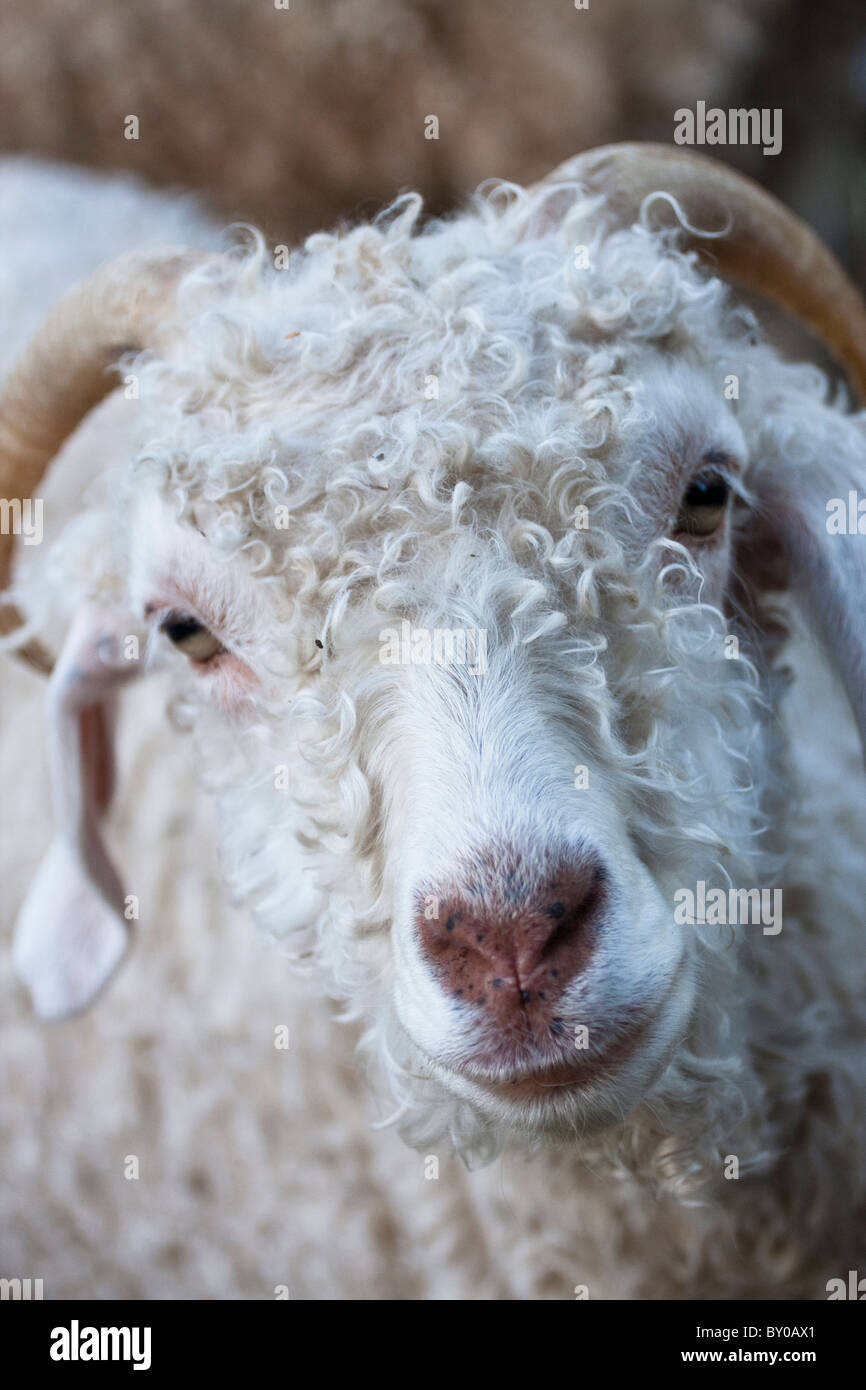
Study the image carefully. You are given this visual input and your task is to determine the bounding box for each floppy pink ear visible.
[12,605,145,1019]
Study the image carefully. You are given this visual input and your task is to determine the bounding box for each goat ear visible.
[745,413,866,757]
[12,605,145,1019]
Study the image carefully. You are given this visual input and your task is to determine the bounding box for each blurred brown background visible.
[0,0,862,285]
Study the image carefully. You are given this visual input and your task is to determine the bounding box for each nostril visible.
[541,864,607,960]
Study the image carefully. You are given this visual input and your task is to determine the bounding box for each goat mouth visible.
[450,1009,657,1105]
[422,963,691,1108]
[459,966,693,1107]
[474,1034,647,1102]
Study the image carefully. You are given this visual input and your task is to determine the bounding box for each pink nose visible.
[415,847,606,1025]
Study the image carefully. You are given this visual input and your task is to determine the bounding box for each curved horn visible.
[0,249,212,672]
[544,143,866,404]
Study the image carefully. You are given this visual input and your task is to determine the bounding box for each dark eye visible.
[676,471,730,538]
[159,612,225,663]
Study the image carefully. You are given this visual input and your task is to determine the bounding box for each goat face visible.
[121,322,763,1155]
[7,153,866,1168]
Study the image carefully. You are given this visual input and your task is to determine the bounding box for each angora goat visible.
[2,145,866,1300]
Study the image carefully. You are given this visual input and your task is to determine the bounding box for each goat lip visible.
[471,1057,608,1102]
[431,961,691,1106]
[455,1012,657,1102]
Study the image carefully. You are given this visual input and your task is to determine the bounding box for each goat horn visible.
[0,249,213,672]
[545,143,866,404]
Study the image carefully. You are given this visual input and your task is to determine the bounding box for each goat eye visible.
[159,613,225,663]
[676,471,730,538]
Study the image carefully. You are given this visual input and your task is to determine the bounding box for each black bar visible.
[2,1298,861,1373]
